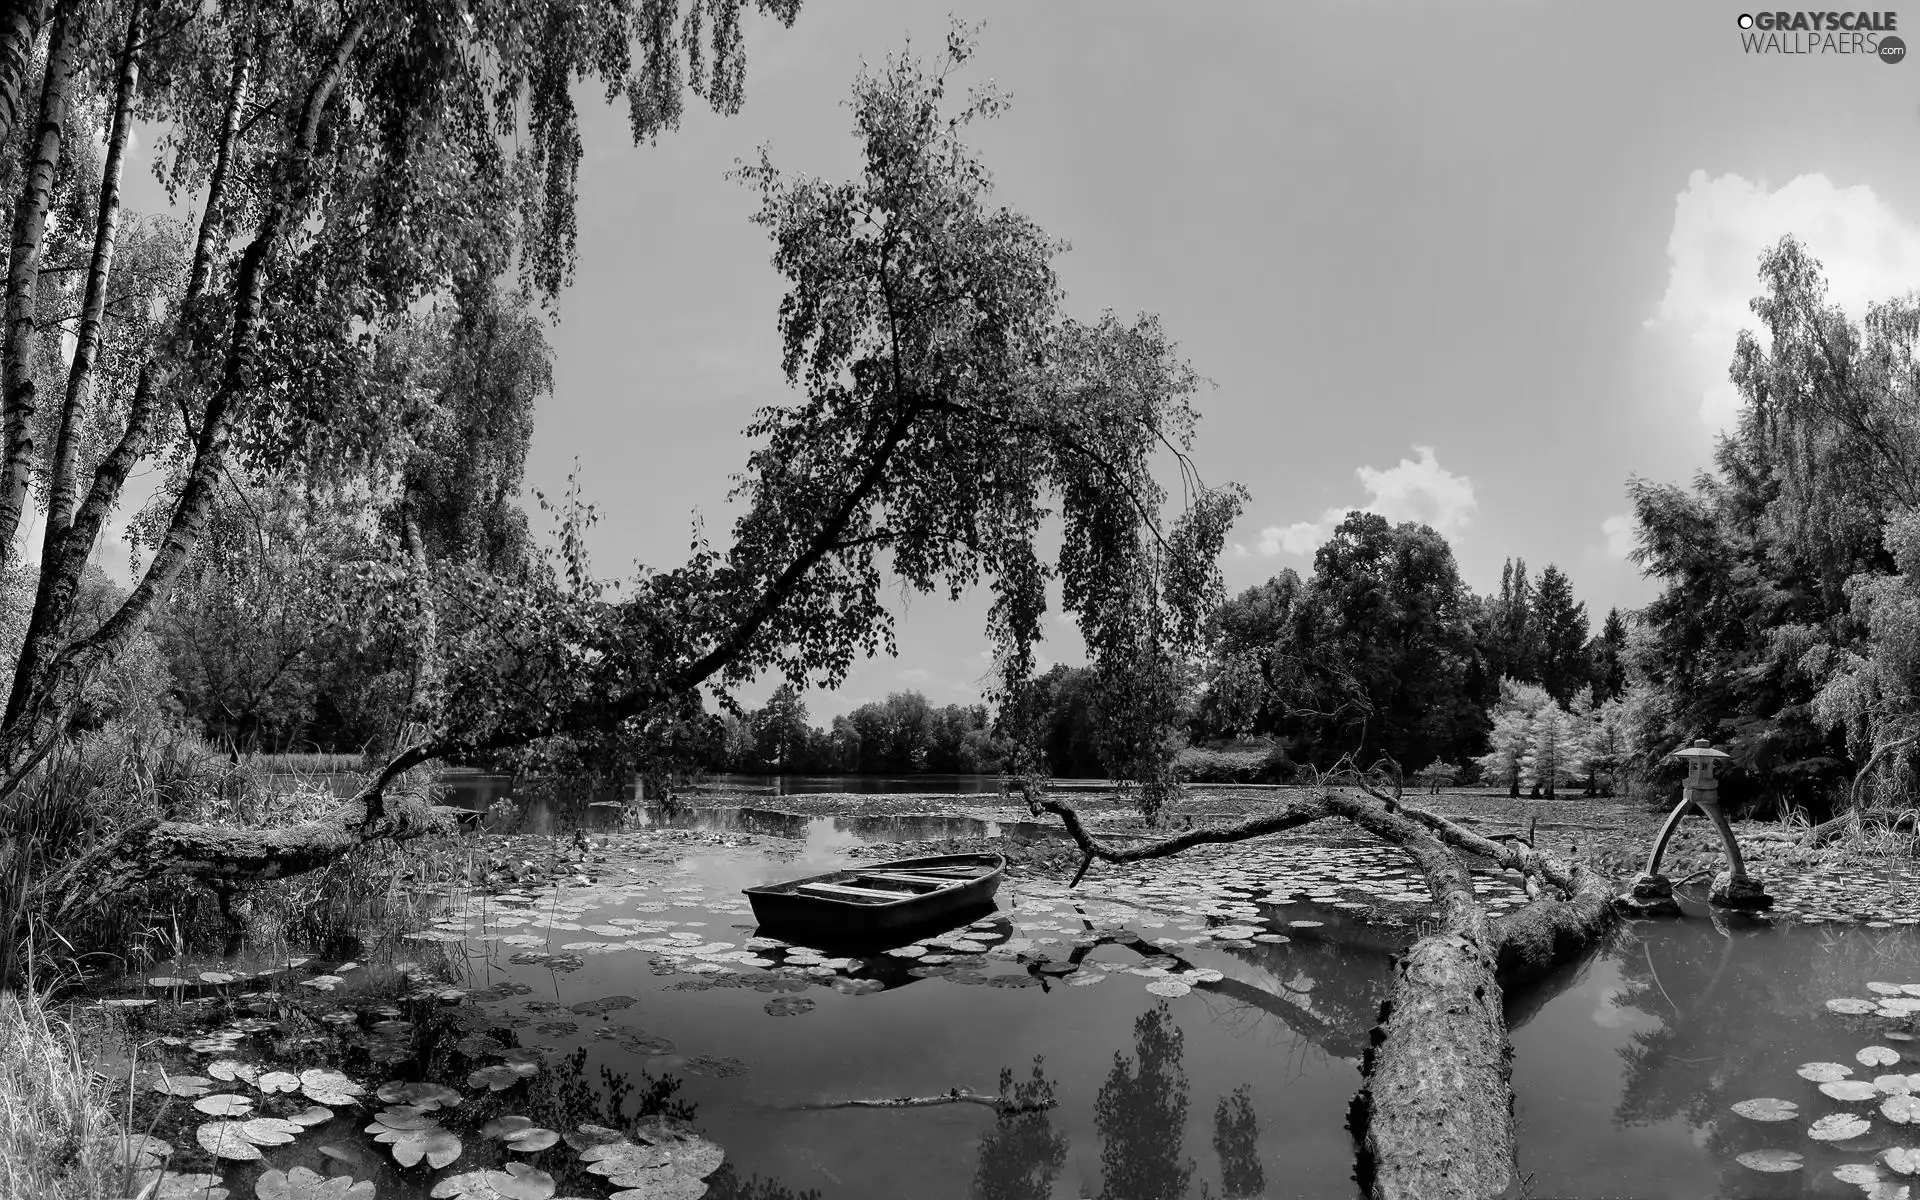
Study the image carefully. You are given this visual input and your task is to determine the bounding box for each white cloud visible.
[1600,513,1635,560]
[1254,446,1477,558]
[1650,170,1920,429]
[896,667,931,684]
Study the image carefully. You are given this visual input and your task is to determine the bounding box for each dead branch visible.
[789,1088,1054,1115]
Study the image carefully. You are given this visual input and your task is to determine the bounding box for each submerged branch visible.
[789,1088,1054,1115]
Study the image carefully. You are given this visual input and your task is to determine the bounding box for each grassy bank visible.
[0,989,139,1200]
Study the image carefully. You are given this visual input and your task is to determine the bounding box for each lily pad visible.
[1735,1149,1803,1173]
[376,1080,463,1110]
[481,1115,560,1151]
[681,1056,748,1079]
[1144,979,1192,998]
[1863,1047,1905,1068]
[256,1165,376,1199]
[149,1173,231,1199]
[194,1094,254,1117]
[258,1071,302,1094]
[154,1074,215,1098]
[1731,1097,1799,1121]
[1837,1163,1886,1185]
[1811,1113,1873,1141]
[430,1164,556,1199]
[1888,1147,1920,1177]
[763,997,814,1017]
[1830,998,1880,1015]
[568,996,635,1016]
[196,1121,264,1161]
[1825,1080,1884,1103]
[374,1124,463,1169]
[288,1106,335,1127]
[1886,1095,1920,1124]
[208,1060,260,1085]
[468,1062,540,1091]
[242,1117,303,1146]
[1883,1075,1919,1096]
[1798,1062,1853,1083]
[301,1068,365,1106]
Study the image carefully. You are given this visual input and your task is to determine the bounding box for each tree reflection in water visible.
[1095,1002,1197,1200]
[1213,1084,1265,1199]
[971,1058,1070,1200]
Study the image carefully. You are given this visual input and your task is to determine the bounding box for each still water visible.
[123,808,1920,1200]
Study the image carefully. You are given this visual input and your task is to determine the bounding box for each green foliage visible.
[1198,513,1487,771]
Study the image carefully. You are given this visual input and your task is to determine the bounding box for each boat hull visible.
[744,853,1005,943]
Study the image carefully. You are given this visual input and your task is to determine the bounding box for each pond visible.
[101,812,1920,1200]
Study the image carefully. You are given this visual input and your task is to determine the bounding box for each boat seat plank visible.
[795,881,910,902]
[854,872,960,887]
[894,866,986,877]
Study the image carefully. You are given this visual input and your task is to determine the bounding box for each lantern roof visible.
[1670,738,1729,761]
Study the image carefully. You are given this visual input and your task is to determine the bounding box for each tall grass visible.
[0,989,144,1200]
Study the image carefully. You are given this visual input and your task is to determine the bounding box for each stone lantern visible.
[1621,738,1772,913]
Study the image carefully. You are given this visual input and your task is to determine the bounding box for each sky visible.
[96,1,1920,724]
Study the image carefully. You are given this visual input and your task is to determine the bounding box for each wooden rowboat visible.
[743,853,1005,941]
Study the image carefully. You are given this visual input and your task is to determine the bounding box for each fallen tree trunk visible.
[1031,779,1623,1200]
[33,784,449,920]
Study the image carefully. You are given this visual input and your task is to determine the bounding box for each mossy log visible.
[33,785,449,918]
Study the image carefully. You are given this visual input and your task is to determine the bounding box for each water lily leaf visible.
[369,1107,435,1131]
[194,1094,254,1117]
[1731,1098,1798,1121]
[468,1062,540,1091]
[763,997,814,1017]
[208,1061,260,1085]
[1810,1113,1873,1141]
[484,1117,537,1139]
[255,1165,376,1199]
[150,1172,231,1199]
[154,1074,214,1097]
[301,1068,365,1106]
[196,1121,264,1161]
[606,1179,706,1200]
[1887,1147,1920,1177]
[568,996,635,1016]
[242,1117,303,1146]
[1883,1075,1919,1096]
[563,1125,628,1153]
[1830,998,1880,1015]
[1144,979,1192,998]
[1735,1149,1802,1173]
[257,1071,302,1094]
[288,1106,335,1127]
[1825,1080,1884,1102]
[105,1132,172,1171]
[376,1080,463,1110]
[430,1164,558,1200]
[383,1126,464,1169]
[1886,1096,1920,1124]
[1837,1163,1886,1185]
[1863,1047,1905,1067]
[681,1056,748,1079]
[1798,1062,1853,1082]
